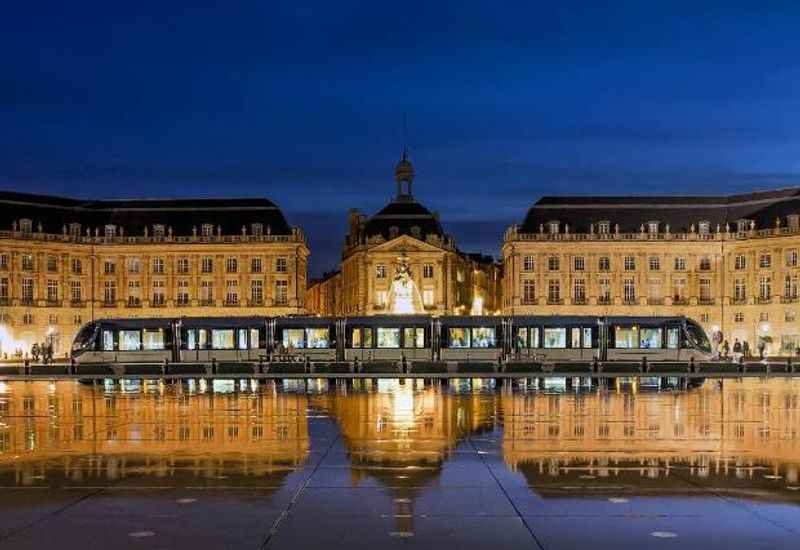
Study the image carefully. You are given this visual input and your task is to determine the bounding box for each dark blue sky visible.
[2,1,800,276]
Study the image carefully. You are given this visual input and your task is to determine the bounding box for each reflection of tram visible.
[71,315,713,364]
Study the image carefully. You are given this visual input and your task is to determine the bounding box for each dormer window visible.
[788,215,799,229]
[548,221,559,234]
[648,221,659,234]
[201,224,214,237]
[19,219,32,234]
[736,219,750,233]
[153,224,165,237]
[598,221,610,234]
[698,221,711,235]
[104,225,117,238]
[69,223,82,237]
[389,226,400,239]
[251,223,263,236]
[410,226,421,239]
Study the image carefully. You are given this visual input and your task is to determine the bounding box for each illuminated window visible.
[251,257,262,273]
[471,327,496,348]
[615,327,638,349]
[573,256,585,271]
[648,256,660,271]
[674,256,685,271]
[548,256,559,271]
[177,258,189,273]
[201,257,213,273]
[648,221,659,234]
[760,253,772,268]
[276,257,287,273]
[143,329,165,350]
[699,256,711,271]
[403,327,425,348]
[104,225,116,238]
[423,289,434,307]
[598,256,610,271]
[152,257,164,274]
[226,257,238,273]
[251,280,263,304]
[306,328,330,348]
[543,328,566,348]
[448,328,470,348]
[376,264,387,278]
[623,256,635,271]
[283,328,304,349]
[598,221,610,234]
[423,264,434,278]
[275,280,288,305]
[377,327,400,348]
[523,256,534,271]
[119,330,141,351]
[212,329,235,349]
[640,328,661,349]
[698,221,711,234]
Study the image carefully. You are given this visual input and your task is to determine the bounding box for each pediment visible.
[368,234,444,254]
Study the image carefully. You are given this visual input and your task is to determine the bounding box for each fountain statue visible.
[387,252,424,314]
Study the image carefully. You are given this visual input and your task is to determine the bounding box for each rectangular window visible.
[422,289,434,307]
[142,329,165,350]
[102,330,115,351]
[449,328,470,348]
[276,257,287,273]
[375,290,387,307]
[71,258,82,274]
[699,279,712,302]
[47,256,58,272]
[515,327,529,348]
[787,250,798,268]
[22,278,34,303]
[699,256,711,270]
[226,257,238,273]
[201,281,213,304]
[423,264,434,278]
[128,257,140,274]
[275,280,288,305]
[283,328,305,349]
[734,312,744,323]
[624,256,635,271]
[403,327,425,348]
[306,328,330,348]
[119,330,141,351]
[377,327,400,348]
[238,329,248,350]
[573,279,586,302]
[674,256,686,271]
[674,278,686,301]
[152,257,164,274]
[623,278,636,302]
[251,280,263,304]
[22,254,34,271]
[543,328,566,348]
[582,327,592,348]
[667,327,680,349]
[250,328,260,349]
[351,328,362,348]
[571,327,581,348]
[47,280,59,302]
[211,329,235,349]
[70,281,82,303]
[648,256,660,271]
[573,256,585,271]
[104,281,116,304]
[225,279,238,304]
[598,257,610,271]
[734,278,746,302]
[760,253,772,268]
[598,278,611,302]
[177,258,189,273]
[251,257,262,273]
[598,221,610,234]
[785,274,798,299]
[0,278,9,300]
[0,254,8,269]
[104,260,115,274]
[376,264,387,278]
[152,280,165,305]
[471,327,496,348]
[615,327,638,349]
[523,256,535,271]
[759,276,772,300]
[548,279,560,302]
[523,279,536,303]
[201,257,213,273]
[177,280,189,305]
[548,256,559,271]
[128,280,141,306]
[640,328,662,349]
[734,255,746,270]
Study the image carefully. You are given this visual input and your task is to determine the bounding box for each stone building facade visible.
[502,188,800,355]
[0,192,308,357]
[307,152,502,317]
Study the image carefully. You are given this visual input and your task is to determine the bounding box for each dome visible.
[364,199,444,241]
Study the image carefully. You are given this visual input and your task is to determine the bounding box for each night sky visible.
[3,2,800,277]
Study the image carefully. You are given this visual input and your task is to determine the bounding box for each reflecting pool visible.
[0,378,799,549]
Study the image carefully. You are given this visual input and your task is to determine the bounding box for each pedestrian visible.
[742,340,750,358]
[732,339,742,362]
[758,340,766,360]
[722,339,730,359]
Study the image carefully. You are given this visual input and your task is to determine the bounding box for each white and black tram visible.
[72,314,713,365]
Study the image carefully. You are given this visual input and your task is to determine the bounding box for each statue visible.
[387,252,423,314]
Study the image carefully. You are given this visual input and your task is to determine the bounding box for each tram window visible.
[571,328,581,348]
[212,329,235,349]
[377,327,400,348]
[582,327,593,348]
[351,328,362,348]
[283,328,305,349]
[404,327,425,348]
[472,327,496,348]
[640,328,662,349]
[198,329,209,349]
[532,327,540,348]
[186,329,197,350]
[516,328,528,348]
[250,328,260,348]
[615,327,638,349]
[102,329,115,351]
[306,328,330,348]
[238,329,248,349]
[363,328,373,348]
[449,328,470,348]
[543,328,566,348]
[119,330,141,351]
[143,329,165,350]
[667,327,680,349]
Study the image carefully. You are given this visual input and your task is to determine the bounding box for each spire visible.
[394,148,414,200]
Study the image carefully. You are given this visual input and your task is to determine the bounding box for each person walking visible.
[733,339,742,362]
[722,339,730,359]
[742,340,750,358]
[758,340,766,360]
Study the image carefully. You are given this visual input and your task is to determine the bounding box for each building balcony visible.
[176,300,190,307]
[572,297,587,305]
[520,298,538,305]
[199,299,214,306]
[151,299,166,308]
[20,298,34,306]
[224,300,240,307]
[70,300,85,308]
[250,299,264,307]
[757,296,773,305]
[698,298,715,305]
[102,300,116,308]
[597,296,612,305]
[0,297,9,306]
[781,295,799,304]
[46,299,60,307]
[647,298,664,305]
[547,298,563,305]
[622,298,637,305]
[127,300,142,308]
[731,297,747,305]
[672,297,688,305]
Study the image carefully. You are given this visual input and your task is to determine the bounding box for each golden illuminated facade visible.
[503,189,800,355]
[308,152,502,316]
[0,193,309,357]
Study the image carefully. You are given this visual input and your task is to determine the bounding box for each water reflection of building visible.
[306,152,502,316]
[501,379,800,498]
[310,380,497,532]
[0,381,310,485]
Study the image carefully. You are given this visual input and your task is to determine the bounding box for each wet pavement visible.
[0,377,799,549]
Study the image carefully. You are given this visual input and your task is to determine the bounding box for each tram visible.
[71,315,713,365]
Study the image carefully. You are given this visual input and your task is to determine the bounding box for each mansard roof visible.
[521,187,800,233]
[363,197,445,240]
[0,190,293,235]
